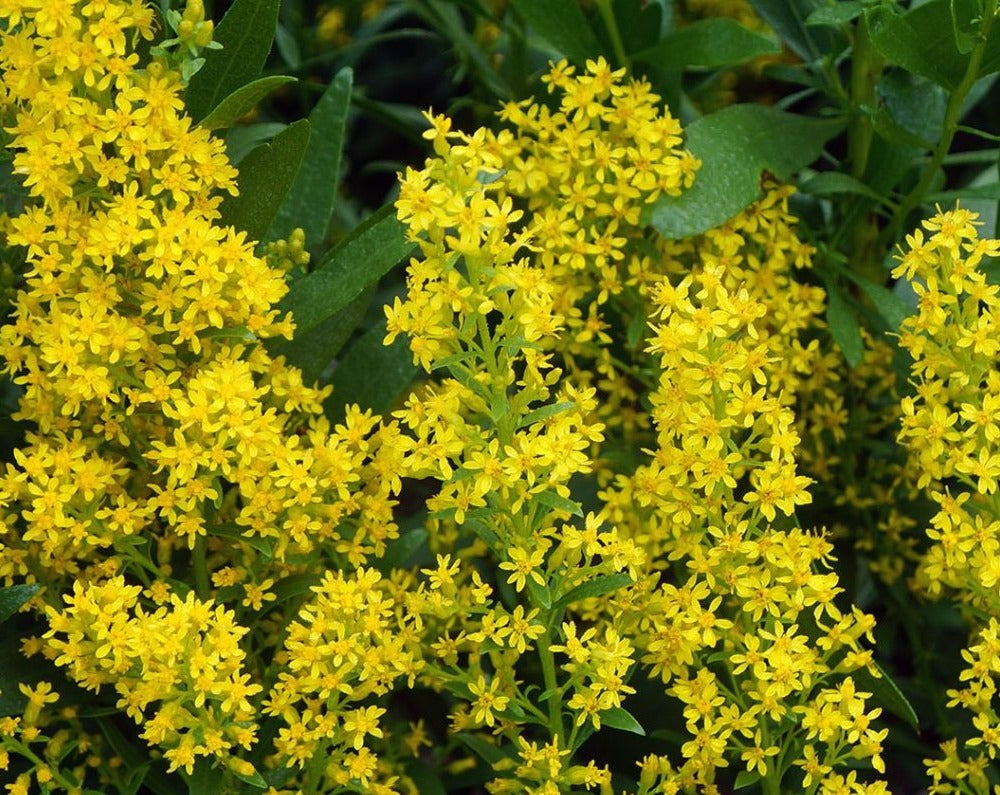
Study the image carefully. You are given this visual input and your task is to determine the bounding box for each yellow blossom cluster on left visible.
[45,578,259,776]
[0,0,408,789]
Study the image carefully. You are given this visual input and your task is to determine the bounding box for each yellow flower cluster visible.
[596,263,888,791]
[45,577,259,775]
[388,57,887,793]
[0,0,404,572]
[893,207,1000,791]
[262,568,424,793]
[0,0,406,789]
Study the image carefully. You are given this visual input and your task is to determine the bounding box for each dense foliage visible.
[1,0,999,794]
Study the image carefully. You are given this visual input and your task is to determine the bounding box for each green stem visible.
[847,16,882,180]
[536,625,565,745]
[886,0,998,242]
[192,534,210,600]
[595,0,630,69]
[7,740,80,790]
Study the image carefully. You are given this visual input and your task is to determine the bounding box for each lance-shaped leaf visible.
[269,67,354,245]
[219,119,310,244]
[184,0,282,121]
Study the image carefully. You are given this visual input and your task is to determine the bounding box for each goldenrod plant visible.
[0,0,999,793]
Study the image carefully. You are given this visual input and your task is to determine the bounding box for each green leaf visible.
[734,770,762,790]
[866,103,934,150]
[855,280,912,330]
[274,205,413,339]
[270,284,374,382]
[269,67,354,245]
[456,733,508,765]
[0,583,39,623]
[184,0,281,121]
[199,76,296,131]
[231,762,268,789]
[224,122,288,165]
[632,19,780,69]
[877,70,947,148]
[184,759,224,794]
[324,319,419,421]
[613,0,663,53]
[645,105,841,239]
[510,0,603,63]
[553,572,632,612]
[857,661,920,730]
[928,183,1000,202]
[950,0,979,54]
[526,577,552,611]
[598,706,645,735]
[274,23,301,67]
[518,401,576,428]
[533,489,583,518]
[97,718,184,795]
[219,119,310,244]
[464,513,502,549]
[805,1,863,26]
[826,285,863,367]
[404,760,447,795]
[749,0,841,60]
[210,524,273,559]
[378,526,429,572]
[269,573,322,606]
[867,0,1000,89]
[800,171,884,202]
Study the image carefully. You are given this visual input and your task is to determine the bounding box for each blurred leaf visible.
[866,103,934,150]
[185,0,281,121]
[950,0,979,53]
[553,573,632,612]
[325,319,418,421]
[805,1,863,26]
[867,0,1000,89]
[97,718,184,795]
[632,19,780,69]
[510,0,603,63]
[878,70,947,147]
[199,76,296,131]
[857,661,920,729]
[231,762,268,790]
[928,183,1000,202]
[224,122,287,165]
[271,285,374,382]
[210,524,273,558]
[735,770,762,790]
[645,105,841,238]
[800,171,884,201]
[378,526,429,573]
[749,0,841,60]
[351,93,428,143]
[613,0,663,53]
[456,733,508,765]
[219,119,310,244]
[826,284,863,366]
[270,573,322,606]
[274,205,413,339]
[405,760,447,795]
[184,760,224,794]
[274,23,301,67]
[0,583,39,624]
[526,578,552,611]
[599,706,645,735]
[269,67,354,245]
[533,489,583,517]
